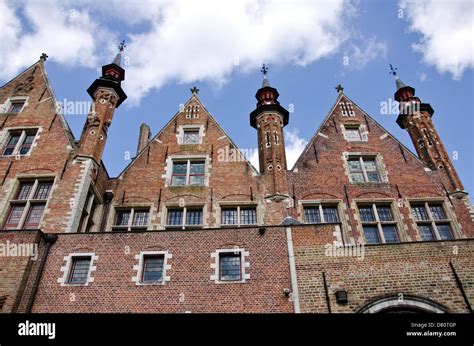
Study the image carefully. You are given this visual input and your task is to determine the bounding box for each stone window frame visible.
[176,124,205,145]
[163,203,207,229]
[299,200,343,224]
[132,250,172,286]
[210,248,250,284]
[356,201,402,244]
[0,127,41,158]
[0,96,29,114]
[2,177,55,230]
[163,154,211,188]
[407,198,460,240]
[111,206,151,232]
[216,201,260,228]
[341,123,368,142]
[343,152,389,184]
[57,252,98,287]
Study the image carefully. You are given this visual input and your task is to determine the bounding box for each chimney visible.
[136,123,150,154]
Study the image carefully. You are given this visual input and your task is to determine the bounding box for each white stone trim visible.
[210,248,250,284]
[57,252,98,286]
[132,250,172,285]
[176,124,205,145]
[361,296,445,313]
[0,96,29,114]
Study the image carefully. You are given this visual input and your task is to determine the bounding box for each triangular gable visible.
[291,92,428,171]
[116,94,259,178]
[1,60,76,148]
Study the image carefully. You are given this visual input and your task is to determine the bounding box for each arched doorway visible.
[357,295,448,313]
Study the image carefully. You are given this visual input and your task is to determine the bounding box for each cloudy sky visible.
[0,0,473,193]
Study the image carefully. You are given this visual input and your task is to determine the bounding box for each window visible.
[77,192,97,233]
[142,255,165,283]
[182,129,200,144]
[359,204,399,244]
[221,206,257,226]
[219,252,242,281]
[303,204,340,223]
[3,179,52,230]
[112,208,149,231]
[344,125,362,141]
[410,202,453,240]
[166,207,203,228]
[2,129,37,156]
[67,257,91,284]
[9,100,26,113]
[348,156,381,183]
[171,160,205,186]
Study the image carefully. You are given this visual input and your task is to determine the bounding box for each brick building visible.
[0,52,472,313]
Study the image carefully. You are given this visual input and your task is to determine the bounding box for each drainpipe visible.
[322,271,332,313]
[285,226,300,313]
[449,261,472,313]
[26,232,58,313]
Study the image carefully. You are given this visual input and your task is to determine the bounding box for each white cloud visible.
[0,0,116,80]
[284,129,308,169]
[0,0,351,103]
[400,0,474,79]
[343,36,388,70]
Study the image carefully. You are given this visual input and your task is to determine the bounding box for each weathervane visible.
[118,40,126,52]
[261,64,268,76]
[40,53,48,61]
[190,86,199,95]
[335,84,344,93]
[389,64,398,76]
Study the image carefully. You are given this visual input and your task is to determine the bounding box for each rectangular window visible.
[78,192,97,233]
[166,207,203,228]
[359,203,399,244]
[303,204,340,224]
[182,129,200,144]
[221,206,257,226]
[9,100,25,113]
[348,156,381,183]
[142,255,164,283]
[219,252,242,281]
[3,179,53,230]
[68,257,91,284]
[411,202,453,240]
[112,208,149,231]
[171,160,205,186]
[2,129,37,156]
[344,125,362,141]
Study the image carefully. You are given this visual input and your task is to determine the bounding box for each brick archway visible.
[357,295,448,313]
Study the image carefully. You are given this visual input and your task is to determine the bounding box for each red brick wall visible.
[291,225,474,313]
[27,227,294,313]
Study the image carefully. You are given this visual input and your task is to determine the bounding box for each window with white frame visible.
[67,257,92,284]
[3,179,53,230]
[210,248,250,283]
[112,208,149,231]
[8,100,26,114]
[303,204,340,223]
[410,202,453,240]
[171,160,205,186]
[182,128,201,144]
[347,156,381,183]
[77,191,97,233]
[358,203,399,244]
[221,206,257,226]
[343,125,362,141]
[166,207,203,228]
[2,129,37,156]
[142,254,165,283]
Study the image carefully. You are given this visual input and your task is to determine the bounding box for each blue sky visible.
[1,0,473,194]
